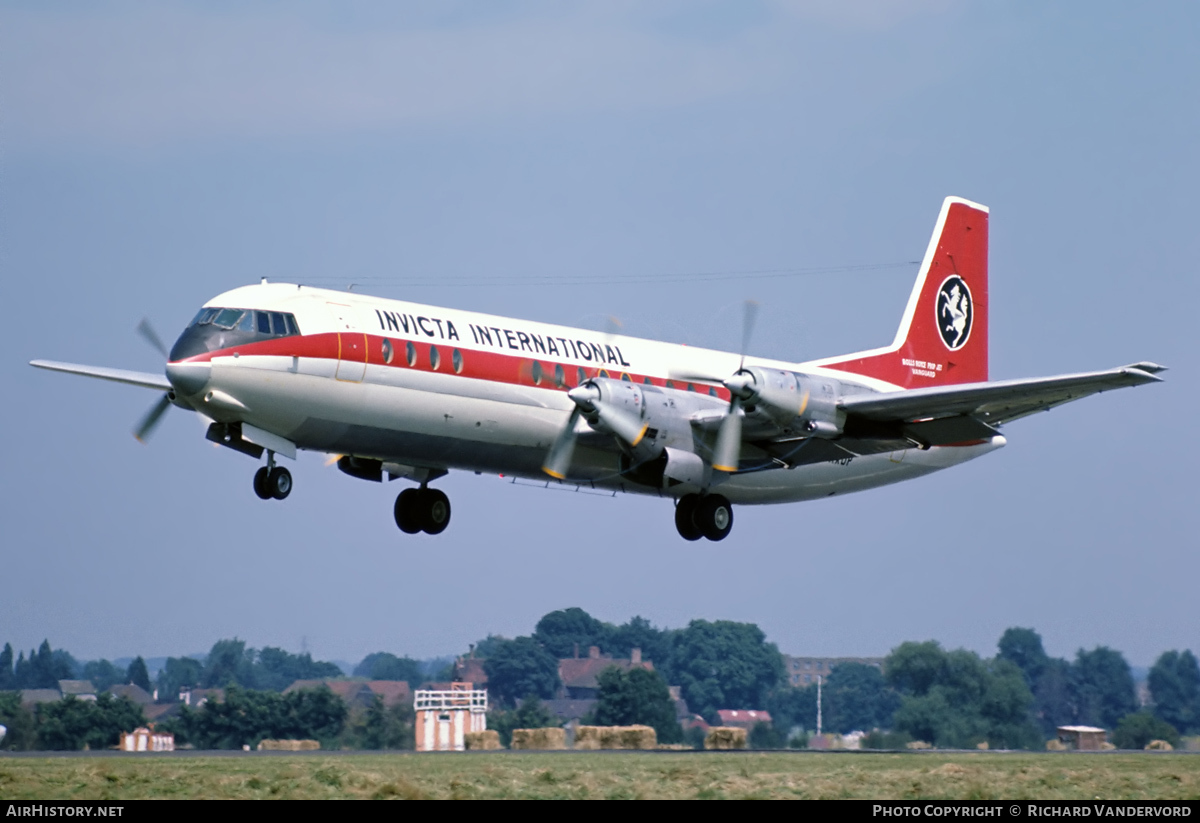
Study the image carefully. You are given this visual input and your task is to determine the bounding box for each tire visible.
[394,488,422,534]
[420,488,451,535]
[674,494,703,541]
[267,466,292,500]
[697,494,733,541]
[253,466,272,500]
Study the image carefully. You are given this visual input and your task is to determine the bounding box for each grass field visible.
[1,752,1197,800]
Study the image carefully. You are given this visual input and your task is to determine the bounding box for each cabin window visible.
[381,339,394,364]
[665,380,675,390]
[429,346,441,370]
[270,312,287,335]
[577,367,587,385]
[598,369,609,379]
[453,349,464,374]
[531,361,543,385]
[709,386,717,397]
[643,376,652,385]
[235,312,254,332]
[285,315,300,336]
[406,341,417,367]
[555,364,566,389]
[256,311,272,334]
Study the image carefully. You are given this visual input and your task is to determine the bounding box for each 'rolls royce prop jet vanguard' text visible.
[32,197,1164,541]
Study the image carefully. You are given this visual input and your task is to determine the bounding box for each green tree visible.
[349,695,413,749]
[201,639,257,688]
[482,637,560,706]
[998,627,1050,686]
[591,666,682,744]
[1071,647,1137,730]
[255,647,343,691]
[766,685,818,736]
[35,694,145,751]
[173,685,347,749]
[487,696,557,748]
[608,616,674,665]
[354,653,423,685]
[1032,658,1075,736]
[156,657,204,702]
[83,660,125,692]
[0,692,37,750]
[533,608,612,659]
[0,643,14,690]
[1148,650,1200,734]
[126,656,151,692]
[824,663,900,734]
[749,721,785,749]
[664,620,785,721]
[886,642,1040,749]
[1111,712,1180,750]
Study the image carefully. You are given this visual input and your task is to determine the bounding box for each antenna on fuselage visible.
[261,276,269,285]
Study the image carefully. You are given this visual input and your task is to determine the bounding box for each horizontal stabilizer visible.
[30,360,171,392]
[840,363,1165,427]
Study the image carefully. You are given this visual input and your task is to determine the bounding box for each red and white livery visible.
[32,197,1164,541]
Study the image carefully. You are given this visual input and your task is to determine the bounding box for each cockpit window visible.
[192,307,219,326]
[191,307,301,337]
[212,308,245,329]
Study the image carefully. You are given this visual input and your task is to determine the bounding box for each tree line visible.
[3,617,1198,751]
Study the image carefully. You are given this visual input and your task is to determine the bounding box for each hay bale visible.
[1145,739,1174,751]
[256,739,320,751]
[1100,742,1117,750]
[510,727,566,750]
[1046,739,1068,751]
[905,740,932,750]
[704,727,747,750]
[975,741,989,750]
[464,730,501,750]
[574,725,657,750]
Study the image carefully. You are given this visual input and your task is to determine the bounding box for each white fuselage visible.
[170,283,1003,505]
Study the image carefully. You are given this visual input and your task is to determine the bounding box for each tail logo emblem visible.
[937,275,973,351]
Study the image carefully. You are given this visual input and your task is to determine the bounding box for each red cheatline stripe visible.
[172,333,731,400]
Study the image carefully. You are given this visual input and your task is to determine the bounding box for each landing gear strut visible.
[394,486,452,535]
[253,452,292,501]
[674,493,733,541]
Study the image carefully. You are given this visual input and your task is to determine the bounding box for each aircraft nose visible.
[166,361,211,396]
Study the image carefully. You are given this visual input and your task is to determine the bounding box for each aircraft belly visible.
[209,356,1005,507]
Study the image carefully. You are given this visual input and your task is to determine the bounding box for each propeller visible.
[133,317,172,443]
[542,382,649,480]
[671,300,760,473]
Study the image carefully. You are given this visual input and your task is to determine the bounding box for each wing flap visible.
[839,363,1165,427]
[30,360,171,392]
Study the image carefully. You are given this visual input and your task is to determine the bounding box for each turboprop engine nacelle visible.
[734,367,845,437]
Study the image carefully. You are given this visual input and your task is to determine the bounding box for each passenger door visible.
[326,302,368,382]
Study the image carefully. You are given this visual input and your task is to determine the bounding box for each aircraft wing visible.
[30,360,171,392]
[838,362,1165,443]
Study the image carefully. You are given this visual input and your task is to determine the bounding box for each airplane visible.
[30,196,1164,541]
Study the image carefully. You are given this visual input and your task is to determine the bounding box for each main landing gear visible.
[253,452,292,501]
[674,493,733,542]
[394,486,452,535]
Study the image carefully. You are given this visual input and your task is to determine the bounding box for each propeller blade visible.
[739,299,759,370]
[592,400,649,447]
[133,394,172,442]
[137,318,169,359]
[712,397,743,472]
[543,407,582,479]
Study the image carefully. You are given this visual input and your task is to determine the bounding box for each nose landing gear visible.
[674,493,733,541]
[394,486,452,535]
[253,452,292,501]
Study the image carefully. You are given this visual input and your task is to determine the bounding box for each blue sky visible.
[2,1,1196,668]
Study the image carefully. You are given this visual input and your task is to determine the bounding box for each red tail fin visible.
[817,196,988,389]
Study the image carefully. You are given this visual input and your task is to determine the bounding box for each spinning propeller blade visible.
[542,381,649,480]
[134,394,172,442]
[542,407,582,480]
[137,318,169,359]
